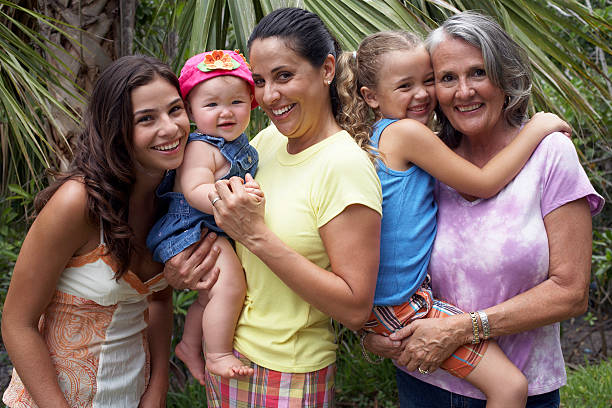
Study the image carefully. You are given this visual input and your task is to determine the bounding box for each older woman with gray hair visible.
[364,11,604,408]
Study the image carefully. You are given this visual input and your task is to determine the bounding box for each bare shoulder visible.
[385,119,434,142]
[181,139,223,168]
[43,179,89,218]
[37,179,97,246]
[183,138,222,156]
[378,119,438,166]
[5,180,97,316]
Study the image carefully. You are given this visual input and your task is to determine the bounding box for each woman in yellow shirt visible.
[168,7,382,407]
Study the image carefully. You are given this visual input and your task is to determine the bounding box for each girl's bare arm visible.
[178,141,221,214]
[380,113,570,198]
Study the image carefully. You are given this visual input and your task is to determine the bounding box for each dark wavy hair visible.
[247,7,342,117]
[34,55,181,279]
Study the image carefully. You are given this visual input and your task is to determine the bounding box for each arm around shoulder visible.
[386,117,565,199]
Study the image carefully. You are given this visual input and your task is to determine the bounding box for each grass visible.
[560,358,612,408]
[167,378,208,407]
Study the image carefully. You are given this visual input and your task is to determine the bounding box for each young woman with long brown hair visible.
[3,55,189,408]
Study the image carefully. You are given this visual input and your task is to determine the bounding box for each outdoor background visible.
[0,0,610,407]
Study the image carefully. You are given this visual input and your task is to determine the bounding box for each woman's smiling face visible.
[249,37,334,146]
[431,37,506,139]
[131,75,190,175]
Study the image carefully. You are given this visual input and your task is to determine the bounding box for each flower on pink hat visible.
[197,50,240,72]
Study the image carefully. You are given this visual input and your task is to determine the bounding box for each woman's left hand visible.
[390,315,467,374]
[209,174,266,246]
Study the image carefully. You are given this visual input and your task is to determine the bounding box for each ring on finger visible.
[418,367,430,375]
[211,196,221,206]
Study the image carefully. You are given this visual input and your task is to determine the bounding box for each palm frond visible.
[5,0,609,201]
[0,1,82,193]
[168,0,609,201]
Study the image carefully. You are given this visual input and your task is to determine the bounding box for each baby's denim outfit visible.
[146,132,258,263]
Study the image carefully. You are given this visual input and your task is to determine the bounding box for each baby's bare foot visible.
[176,340,206,385]
[206,352,254,379]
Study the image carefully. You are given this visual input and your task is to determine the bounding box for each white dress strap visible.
[99,217,105,245]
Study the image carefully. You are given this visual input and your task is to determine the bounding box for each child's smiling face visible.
[362,46,436,125]
[187,75,253,141]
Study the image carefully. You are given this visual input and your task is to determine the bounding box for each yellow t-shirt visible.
[234,125,382,372]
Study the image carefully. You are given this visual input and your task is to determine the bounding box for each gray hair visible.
[426,11,532,147]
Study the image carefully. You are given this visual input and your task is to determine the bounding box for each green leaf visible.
[227,0,256,54]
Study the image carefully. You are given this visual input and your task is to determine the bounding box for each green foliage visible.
[561,358,612,408]
[168,289,199,387]
[173,289,199,316]
[335,329,398,407]
[167,379,207,407]
[592,230,612,283]
[0,0,81,195]
[134,0,176,58]
[588,229,612,357]
[539,0,611,214]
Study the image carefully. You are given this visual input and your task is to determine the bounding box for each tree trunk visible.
[36,0,136,170]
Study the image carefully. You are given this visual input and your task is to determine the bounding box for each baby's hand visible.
[244,173,264,203]
[527,112,572,139]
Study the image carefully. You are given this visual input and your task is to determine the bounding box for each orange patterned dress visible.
[3,233,168,408]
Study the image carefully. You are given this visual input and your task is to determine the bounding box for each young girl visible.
[146,49,260,381]
[336,31,571,407]
[2,56,183,408]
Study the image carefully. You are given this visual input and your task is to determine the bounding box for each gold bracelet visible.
[358,331,384,364]
[469,312,480,344]
[478,311,490,340]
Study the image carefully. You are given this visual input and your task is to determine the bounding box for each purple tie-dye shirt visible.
[402,133,604,398]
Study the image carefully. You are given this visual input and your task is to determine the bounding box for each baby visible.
[147,50,260,381]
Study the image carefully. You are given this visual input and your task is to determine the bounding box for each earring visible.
[325,80,331,86]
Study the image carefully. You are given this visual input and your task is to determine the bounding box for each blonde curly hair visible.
[336,31,423,162]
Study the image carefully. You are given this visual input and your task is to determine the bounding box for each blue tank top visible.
[370,118,437,305]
